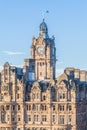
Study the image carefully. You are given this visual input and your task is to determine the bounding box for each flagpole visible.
[41,10,49,20]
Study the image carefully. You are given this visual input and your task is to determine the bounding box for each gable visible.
[31,82,41,92]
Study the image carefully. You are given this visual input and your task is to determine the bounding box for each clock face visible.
[37,47,45,54]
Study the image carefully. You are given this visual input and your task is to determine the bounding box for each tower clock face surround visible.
[37,47,45,54]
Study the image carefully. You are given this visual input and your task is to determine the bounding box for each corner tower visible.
[24,19,56,80]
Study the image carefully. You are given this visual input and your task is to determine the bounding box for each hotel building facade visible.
[0,20,87,130]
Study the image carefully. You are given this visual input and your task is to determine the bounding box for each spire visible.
[39,19,49,38]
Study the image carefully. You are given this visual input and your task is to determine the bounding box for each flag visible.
[46,10,49,13]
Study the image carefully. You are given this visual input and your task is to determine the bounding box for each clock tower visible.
[24,19,56,81]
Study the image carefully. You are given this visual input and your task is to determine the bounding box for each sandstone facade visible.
[0,19,87,130]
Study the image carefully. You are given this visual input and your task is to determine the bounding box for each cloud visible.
[57,61,64,65]
[12,64,23,68]
[0,65,3,71]
[3,51,25,56]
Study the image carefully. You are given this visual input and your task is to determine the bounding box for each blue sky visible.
[0,0,87,75]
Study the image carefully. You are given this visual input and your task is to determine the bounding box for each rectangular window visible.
[28,115,31,122]
[34,115,39,122]
[42,115,47,122]
[59,115,64,124]
[12,105,15,111]
[67,105,72,111]
[6,105,10,110]
[58,105,64,111]
[52,115,56,122]
[52,105,56,111]
[33,104,39,111]
[41,105,46,111]
[27,105,31,110]
[1,113,5,122]
[18,115,21,121]
[18,105,20,110]
[17,94,20,99]
[68,115,72,122]
[12,114,15,121]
